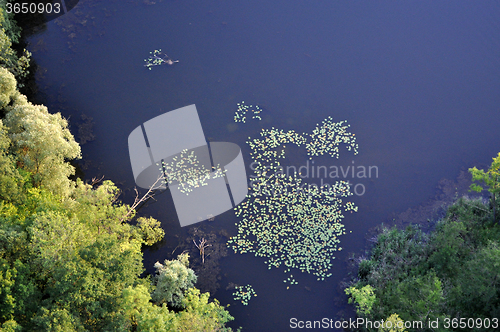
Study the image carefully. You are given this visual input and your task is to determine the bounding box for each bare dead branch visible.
[120,175,166,222]
[89,175,105,186]
[193,237,212,264]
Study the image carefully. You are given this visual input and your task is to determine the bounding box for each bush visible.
[347,195,500,331]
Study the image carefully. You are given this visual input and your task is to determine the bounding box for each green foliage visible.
[173,288,234,331]
[469,152,500,195]
[0,258,37,326]
[425,220,468,279]
[0,258,15,321]
[0,6,20,43]
[28,211,92,273]
[378,314,407,332]
[0,224,27,263]
[31,307,85,332]
[345,285,376,316]
[31,235,145,330]
[0,67,16,110]
[448,241,500,318]
[0,143,229,331]
[382,272,444,323]
[2,187,61,228]
[152,253,197,308]
[0,319,21,332]
[0,9,29,85]
[67,179,130,234]
[4,95,81,197]
[120,284,234,332]
[8,259,38,326]
[357,259,375,279]
[469,152,500,221]
[0,120,23,203]
[119,284,173,332]
[363,225,429,288]
[134,216,165,246]
[349,196,500,331]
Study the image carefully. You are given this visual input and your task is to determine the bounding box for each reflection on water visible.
[27,0,500,330]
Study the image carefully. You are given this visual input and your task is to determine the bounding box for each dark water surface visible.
[27,1,500,331]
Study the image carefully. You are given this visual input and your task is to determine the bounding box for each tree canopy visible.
[347,180,500,332]
[469,152,500,221]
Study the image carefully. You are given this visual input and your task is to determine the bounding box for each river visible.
[26,0,500,330]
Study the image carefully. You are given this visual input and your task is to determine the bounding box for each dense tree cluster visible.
[346,154,500,332]
[0,6,235,331]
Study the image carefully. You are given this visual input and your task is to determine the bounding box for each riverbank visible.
[345,156,500,332]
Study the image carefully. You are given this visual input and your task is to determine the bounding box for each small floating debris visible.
[144,49,179,70]
[233,284,257,305]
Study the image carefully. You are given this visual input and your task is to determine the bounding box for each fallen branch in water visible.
[121,175,165,222]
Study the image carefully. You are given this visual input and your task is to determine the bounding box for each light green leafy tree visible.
[120,284,234,332]
[133,217,165,246]
[31,307,84,332]
[152,253,197,308]
[68,179,130,234]
[4,95,81,197]
[28,211,92,274]
[120,284,173,332]
[469,152,500,221]
[379,313,407,332]
[0,120,23,203]
[345,284,376,316]
[171,287,234,331]
[36,235,145,331]
[66,179,164,246]
[1,187,61,228]
[0,67,16,111]
[0,319,21,332]
[0,10,29,85]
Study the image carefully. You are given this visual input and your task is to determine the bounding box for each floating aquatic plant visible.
[233,284,257,305]
[284,274,298,286]
[144,49,178,70]
[234,101,263,123]
[157,149,226,195]
[227,103,359,283]
[307,116,358,159]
